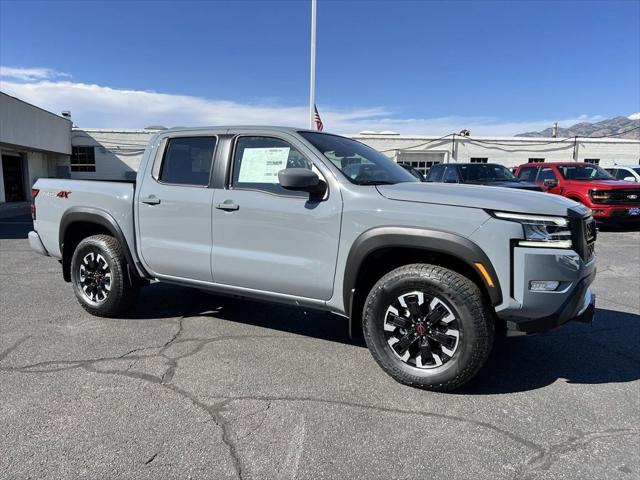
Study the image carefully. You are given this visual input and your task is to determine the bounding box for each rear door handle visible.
[142,195,161,205]
[215,201,239,211]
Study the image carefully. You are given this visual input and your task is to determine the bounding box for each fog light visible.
[530,280,560,291]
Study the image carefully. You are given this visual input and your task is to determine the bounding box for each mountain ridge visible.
[516,115,639,139]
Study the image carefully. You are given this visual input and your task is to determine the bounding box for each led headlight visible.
[492,211,572,248]
[589,190,610,203]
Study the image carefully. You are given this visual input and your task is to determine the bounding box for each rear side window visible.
[517,166,538,182]
[231,136,314,195]
[426,165,445,182]
[159,137,216,185]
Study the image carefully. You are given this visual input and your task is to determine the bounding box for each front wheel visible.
[70,234,139,317]
[362,263,494,392]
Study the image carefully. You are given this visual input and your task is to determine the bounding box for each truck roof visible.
[160,125,322,134]
[521,162,603,166]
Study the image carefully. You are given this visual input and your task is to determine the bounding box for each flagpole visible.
[309,0,317,129]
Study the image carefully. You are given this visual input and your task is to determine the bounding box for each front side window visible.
[299,132,416,185]
[615,169,628,180]
[558,164,614,181]
[71,146,96,172]
[159,137,216,185]
[537,167,558,183]
[517,166,538,181]
[231,136,314,195]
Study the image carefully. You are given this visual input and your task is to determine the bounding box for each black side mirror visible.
[278,168,326,199]
[543,179,558,188]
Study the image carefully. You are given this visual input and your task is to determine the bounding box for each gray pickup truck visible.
[29,127,596,391]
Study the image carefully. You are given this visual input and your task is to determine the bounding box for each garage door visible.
[396,151,446,177]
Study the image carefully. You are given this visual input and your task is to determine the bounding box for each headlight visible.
[492,211,572,248]
[589,190,610,203]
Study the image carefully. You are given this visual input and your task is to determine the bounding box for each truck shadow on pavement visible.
[131,283,639,393]
[457,307,640,394]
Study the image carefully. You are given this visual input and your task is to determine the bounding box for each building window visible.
[528,158,545,163]
[470,157,488,163]
[584,158,600,164]
[70,146,96,172]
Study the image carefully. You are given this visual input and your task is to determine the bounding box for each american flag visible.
[314,104,324,131]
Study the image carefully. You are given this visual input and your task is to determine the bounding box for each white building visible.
[353,132,640,176]
[0,93,71,203]
[69,129,640,180]
[0,93,638,203]
[70,129,161,180]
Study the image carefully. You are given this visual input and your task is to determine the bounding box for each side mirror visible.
[543,179,558,188]
[278,168,326,198]
[623,176,637,182]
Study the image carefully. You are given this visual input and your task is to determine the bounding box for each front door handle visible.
[142,195,161,205]
[215,201,239,211]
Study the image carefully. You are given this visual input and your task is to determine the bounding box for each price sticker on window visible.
[238,147,290,183]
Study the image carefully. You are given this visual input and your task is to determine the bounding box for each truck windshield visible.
[299,132,417,185]
[458,164,518,182]
[558,165,614,181]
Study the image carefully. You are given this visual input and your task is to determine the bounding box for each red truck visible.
[515,162,640,223]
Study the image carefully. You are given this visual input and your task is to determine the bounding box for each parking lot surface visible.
[1,205,638,480]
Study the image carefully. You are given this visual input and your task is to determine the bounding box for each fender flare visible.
[342,226,502,317]
[59,207,149,282]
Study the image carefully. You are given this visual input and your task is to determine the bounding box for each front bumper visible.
[28,231,49,256]
[497,246,596,335]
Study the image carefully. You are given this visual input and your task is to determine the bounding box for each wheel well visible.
[350,247,498,336]
[61,221,111,282]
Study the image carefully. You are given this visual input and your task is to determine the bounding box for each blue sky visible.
[1,0,638,134]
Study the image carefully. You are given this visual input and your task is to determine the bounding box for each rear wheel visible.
[362,263,494,391]
[70,234,138,317]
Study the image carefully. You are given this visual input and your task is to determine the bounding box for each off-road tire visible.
[362,263,494,392]
[70,234,139,317]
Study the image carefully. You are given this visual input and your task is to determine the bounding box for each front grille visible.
[569,212,596,261]
[591,188,640,205]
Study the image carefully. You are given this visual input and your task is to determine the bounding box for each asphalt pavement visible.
[1,204,638,479]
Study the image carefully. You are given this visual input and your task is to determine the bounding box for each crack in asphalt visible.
[1,315,639,479]
[520,429,640,478]
[0,336,31,362]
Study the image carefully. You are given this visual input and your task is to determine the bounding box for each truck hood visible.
[376,182,577,216]
[466,180,543,191]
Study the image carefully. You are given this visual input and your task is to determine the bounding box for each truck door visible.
[136,136,217,282]
[210,134,341,300]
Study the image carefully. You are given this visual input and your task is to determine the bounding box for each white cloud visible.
[0,66,70,82]
[0,73,605,136]
[629,112,640,120]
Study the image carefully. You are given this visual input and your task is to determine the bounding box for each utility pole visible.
[309,0,317,129]
[552,122,558,138]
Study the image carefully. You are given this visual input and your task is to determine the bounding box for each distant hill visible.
[516,114,640,139]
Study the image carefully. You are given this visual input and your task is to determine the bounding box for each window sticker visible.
[238,147,290,183]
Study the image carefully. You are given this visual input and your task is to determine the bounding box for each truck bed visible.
[32,178,136,259]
